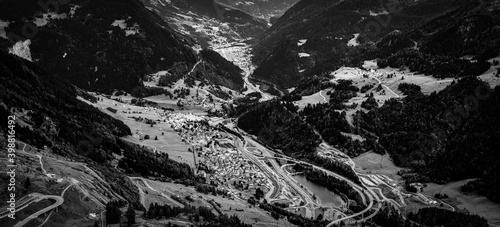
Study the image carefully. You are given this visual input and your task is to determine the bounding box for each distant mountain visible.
[411,0,500,57]
[141,0,269,45]
[251,0,468,90]
[0,0,244,93]
[215,0,300,20]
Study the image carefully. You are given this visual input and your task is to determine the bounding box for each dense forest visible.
[250,0,499,96]
[397,83,422,96]
[195,49,245,91]
[365,205,489,227]
[145,202,252,227]
[355,77,500,202]
[237,100,321,158]
[195,184,228,196]
[381,49,491,78]
[118,140,194,182]
[297,79,383,157]
[251,0,474,90]
[300,103,362,156]
[409,207,489,227]
[259,202,330,227]
[288,76,334,97]
[325,203,490,227]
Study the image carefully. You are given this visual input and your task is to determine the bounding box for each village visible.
[164,112,272,199]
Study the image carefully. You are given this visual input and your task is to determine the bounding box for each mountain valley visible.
[1,0,500,227]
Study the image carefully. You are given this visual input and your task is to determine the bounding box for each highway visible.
[267,153,317,218]
[13,195,65,227]
[229,126,379,224]
[232,134,318,217]
[233,137,282,201]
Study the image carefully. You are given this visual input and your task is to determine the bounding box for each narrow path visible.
[173,60,202,90]
[129,177,185,208]
[37,154,48,175]
[369,74,400,98]
[319,90,328,102]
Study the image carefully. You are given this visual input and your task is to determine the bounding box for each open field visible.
[353,152,403,181]
[331,63,455,111]
[131,177,186,209]
[479,56,500,88]
[294,91,328,110]
[144,95,210,114]
[287,206,307,218]
[362,60,455,95]
[83,95,196,167]
[400,195,444,215]
[424,180,500,226]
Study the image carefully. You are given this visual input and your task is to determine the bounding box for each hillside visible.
[141,0,269,45]
[355,77,500,202]
[216,0,300,20]
[0,0,244,93]
[251,0,469,90]
[0,50,195,212]
[2,0,500,226]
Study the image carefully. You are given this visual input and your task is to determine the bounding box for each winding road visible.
[13,195,64,227]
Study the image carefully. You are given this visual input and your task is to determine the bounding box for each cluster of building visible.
[164,113,217,147]
[163,112,271,197]
[198,142,270,192]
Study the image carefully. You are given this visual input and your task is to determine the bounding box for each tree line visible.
[145,202,252,227]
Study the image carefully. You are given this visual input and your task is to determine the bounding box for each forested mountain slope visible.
[361,0,500,78]
[0,50,194,208]
[141,0,269,42]
[251,0,483,90]
[0,0,244,93]
[356,77,500,202]
[216,0,300,20]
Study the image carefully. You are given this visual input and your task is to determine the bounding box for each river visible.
[292,174,343,207]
